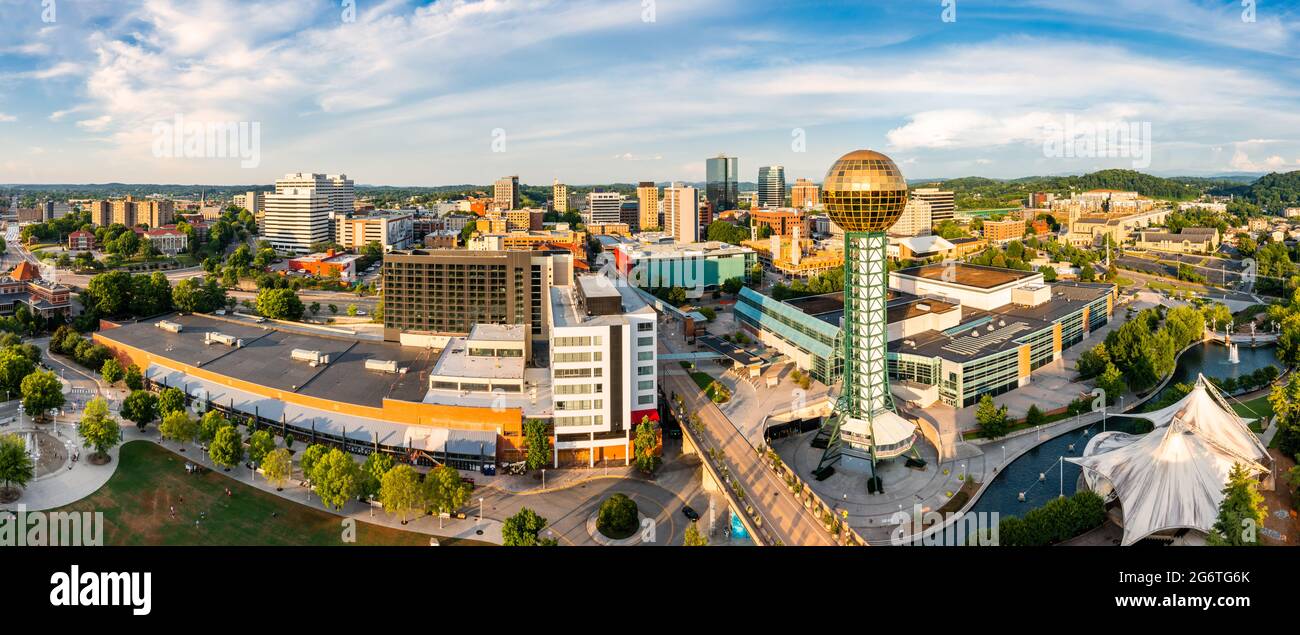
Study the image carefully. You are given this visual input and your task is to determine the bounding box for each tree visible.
[0,348,36,398]
[159,410,197,450]
[502,507,557,546]
[196,410,230,445]
[1095,363,1124,406]
[208,425,244,470]
[426,464,472,528]
[524,419,551,470]
[262,448,293,490]
[633,418,660,474]
[77,398,121,462]
[120,390,158,431]
[346,303,358,317]
[974,394,1010,439]
[380,464,426,524]
[298,443,330,482]
[360,452,394,499]
[684,521,708,546]
[0,433,36,498]
[310,448,361,510]
[247,429,276,466]
[256,287,304,321]
[157,387,186,417]
[1024,404,1045,427]
[124,363,143,391]
[20,370,64,422]
[596,493,640,538]
[100,358,124,384]
[1206,463,1268,546]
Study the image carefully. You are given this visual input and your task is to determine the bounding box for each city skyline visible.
[1,0,1297,185]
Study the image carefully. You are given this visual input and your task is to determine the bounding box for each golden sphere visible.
[822,149,909,232]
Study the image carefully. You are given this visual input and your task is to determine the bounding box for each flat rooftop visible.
[431,338,525,380]
[893,263,1037,289]
[890,282,1112,362]
[468,323,526,342]
[551,277,653,329]
[98,313,439,407]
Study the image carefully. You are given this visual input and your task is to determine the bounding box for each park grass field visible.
[54,441,486,546]
[1231,394,1274,432]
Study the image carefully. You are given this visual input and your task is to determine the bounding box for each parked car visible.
[681,505,699,521]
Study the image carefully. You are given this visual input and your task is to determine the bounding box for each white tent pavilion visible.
[1067,374,1273,546]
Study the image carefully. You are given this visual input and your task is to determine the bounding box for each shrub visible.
[596,493,639,539]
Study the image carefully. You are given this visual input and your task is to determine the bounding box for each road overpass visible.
[660,364,839,546]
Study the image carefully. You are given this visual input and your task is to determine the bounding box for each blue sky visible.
[1,0,1298,185]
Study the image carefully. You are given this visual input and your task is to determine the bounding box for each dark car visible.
[681,505,699,521]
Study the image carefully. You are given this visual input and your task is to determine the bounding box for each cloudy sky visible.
[1,0,1298,185]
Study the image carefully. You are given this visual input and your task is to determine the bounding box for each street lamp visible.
[478,497,484,525]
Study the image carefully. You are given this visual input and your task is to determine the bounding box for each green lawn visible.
[54,441,486,546]
[1231,395,1273,432]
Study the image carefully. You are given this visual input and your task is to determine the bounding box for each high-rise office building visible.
[662,183,699,244]
[495,176,520,211]
[757,165,786,208]
[274,173,354,217]
[585,192,622,225]
[705,154,739,211]
[264,188,331,254]
[791,178,820,209]
[552,179,569,213]
[636,182,659,231]
[912,188,955,225]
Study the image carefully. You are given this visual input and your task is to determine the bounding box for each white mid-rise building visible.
[585,192,623,225]
[274,173,354,217]
[548,274,658,466]
[264,188,331,253]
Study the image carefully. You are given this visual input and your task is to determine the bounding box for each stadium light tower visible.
[812,150,918,491]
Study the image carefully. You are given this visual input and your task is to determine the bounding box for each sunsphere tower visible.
[813,150,918,488]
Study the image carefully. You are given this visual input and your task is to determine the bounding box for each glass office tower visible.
[705,154,739,212]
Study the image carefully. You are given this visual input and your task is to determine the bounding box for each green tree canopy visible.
[208,425,244,470]
[380,464,425,524]
[20,370,64,421]
[78,397,121,460]
[502,507,557,546]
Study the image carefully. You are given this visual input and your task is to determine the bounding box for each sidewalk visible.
[482,463,640,495]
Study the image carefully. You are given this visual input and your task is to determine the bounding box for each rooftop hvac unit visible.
[291,349,330,367]
[365,359,399,373]
[156,320,183,333]
[205,332,242,347]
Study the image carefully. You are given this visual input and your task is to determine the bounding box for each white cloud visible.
[76,115,113,131]
[0,112,15,123]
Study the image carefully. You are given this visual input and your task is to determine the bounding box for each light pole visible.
[478,497,484,525]
[541,468,546,490]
